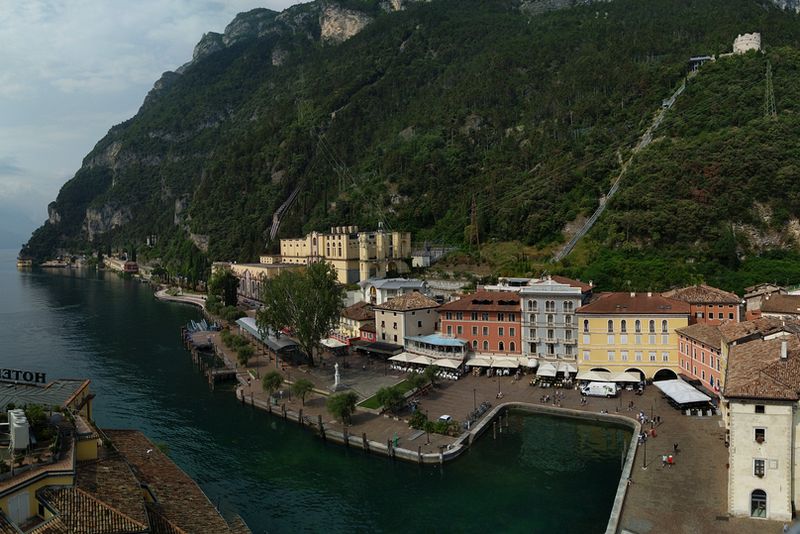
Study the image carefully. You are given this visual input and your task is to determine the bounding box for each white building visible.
[733,33,762,54]
[724,333,800,521]
[373,291,440,346]
[359,278,428,305]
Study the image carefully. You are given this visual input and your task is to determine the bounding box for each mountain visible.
[22,0,800,288]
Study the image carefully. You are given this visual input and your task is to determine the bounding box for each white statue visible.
[334,362,340,389]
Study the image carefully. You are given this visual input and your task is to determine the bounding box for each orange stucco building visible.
[437,291,522,356]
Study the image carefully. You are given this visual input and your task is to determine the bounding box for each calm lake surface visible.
[1,249,629,533]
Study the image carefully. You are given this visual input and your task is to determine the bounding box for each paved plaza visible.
[207,333,788,533]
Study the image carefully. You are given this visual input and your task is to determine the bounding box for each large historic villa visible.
[211,224,800,525]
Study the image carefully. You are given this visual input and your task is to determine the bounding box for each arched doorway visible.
[625,368,646,382]
[751,489,767,518]
[653,369,678,381]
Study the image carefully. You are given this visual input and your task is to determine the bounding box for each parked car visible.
[438,415,452,423]
[580,382,618,398]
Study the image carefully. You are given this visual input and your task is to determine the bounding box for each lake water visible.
[1,249,629,533]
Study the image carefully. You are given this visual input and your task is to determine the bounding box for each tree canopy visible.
[208,267,240,307]
[326,391,359,424]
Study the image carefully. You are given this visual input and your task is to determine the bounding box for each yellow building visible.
[576,292,690,380]
[280,226,411,285]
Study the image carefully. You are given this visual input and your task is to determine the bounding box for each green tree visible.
[375,386,405,413]
[257,262,342,366]
[326,391,359,424]
[423,365,440,387]
[406,372,427,392]
[291,378,315,406]
[208,267,240,308]
[236,344,254,366]
[261,371,283,401]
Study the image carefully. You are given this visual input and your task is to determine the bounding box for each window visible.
[527,300,534,311]
[498,327,505,336]
[717,359,720,371]
[755,428,766,443]
[499,341,505,351]
[649,320,655,333]
[457,326,463,335]
[532,301,538,311]
[697,312,704,319]
[701,353,705,364]
[446,312,452,320]
[456,312,463,320]
[608,351,615,361]
[510,342,516,352]
[547,329,554,341]
[754,459,766,478]
[565,330,572,340]
[482,313,489,321]
[607,320,614,333]
[565,344,574,356]
[546,301,555,312]
[729,313,734,320]
[751,490,766,517]
[510,327,516,337]
[509,313,516,322]
[708,313,715,320]
[547,314,555,326]
[498,313,505,322]
[381,321,385,327]
[447,325,452,335]
[661,320,668,333]
[472,326,478,335]
[417,321,422,328]
[662,352,670,362]
[529,313,536,324]
[582,350,590,361]
[701,370,705,380]
[649,351,656,362]
[710,376,714,387]
[565,315,572,325]
[382,333,386,340]
[547,344,555,355]
[621,351,628,361]
[482,327,489,336]
[635,352,642,361]
[583,320,589,333]
[564,301,573,312]
[471,312,478,320]
[393,322,398,330]
[483,340,489,351]
[635,320,641,333]
[472,340,478,349]
[710,356,714,368]
[393,335,397,342]
[621,320,627,333]
[529,342,536,353]
[755,405,765,414]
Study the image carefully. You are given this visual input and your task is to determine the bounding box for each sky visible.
[0,0,297,242]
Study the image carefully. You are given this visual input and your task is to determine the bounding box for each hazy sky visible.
[0,0,297,234]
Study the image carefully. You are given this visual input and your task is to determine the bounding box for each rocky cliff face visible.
[770,0,800,12]
[83,205,132,242]
[320,4,373,43]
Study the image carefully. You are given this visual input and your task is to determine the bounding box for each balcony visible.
[561,338,578,345]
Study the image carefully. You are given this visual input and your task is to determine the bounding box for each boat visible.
[16,258,33,268]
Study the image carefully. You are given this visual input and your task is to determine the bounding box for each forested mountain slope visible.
[21,0,800,286]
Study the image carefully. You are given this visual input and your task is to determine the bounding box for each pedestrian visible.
[667,454,674,467]
[673,442,678,454]
[661,454,667,468]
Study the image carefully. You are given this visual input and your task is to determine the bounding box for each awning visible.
[410,355,433,365]
[654,379,711,405]
[612,372,641,383]
[389,352,415,363]
[466,357,494,368]
[236,318,297,352]
[576,370,613,382]
[536,363,557,378]
[492,357,521,369]
[355,342,404,356]
[320,338,347,349]
[433,359,463,370]
[558,362,578,374]
[522,358,538,368]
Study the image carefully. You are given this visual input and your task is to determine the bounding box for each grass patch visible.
[358,379,414,409]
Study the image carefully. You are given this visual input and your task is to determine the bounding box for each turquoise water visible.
[1,250,629,533]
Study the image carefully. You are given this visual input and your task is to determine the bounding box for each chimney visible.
[647,291,653,297]
[630,292,635,298]
[781,339,788,360]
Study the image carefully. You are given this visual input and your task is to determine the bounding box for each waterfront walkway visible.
[155,287,207,308]
[202,330,781,533]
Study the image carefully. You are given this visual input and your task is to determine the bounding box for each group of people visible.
[539,390,566,407]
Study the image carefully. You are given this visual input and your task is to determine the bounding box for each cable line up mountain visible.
[20,0,800,290]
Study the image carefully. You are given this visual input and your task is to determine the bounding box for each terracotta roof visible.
[744,283,784,297]
[0,513,20,534]
[662,284,740,304]
[438,290,521,313]
[718,317,787,343]
[550,275,593,293]
[724,335,800,400]
[374,291,439,312]
[675,323,722,350]
[37,487,148,533]
[341,301,373,322]
[105,429,247,534]
[360,322,376,333]
[76,450,149,527]
[576,292,690,315]
[761,294,800,315]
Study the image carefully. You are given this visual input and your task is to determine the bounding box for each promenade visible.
[205,331,782,533]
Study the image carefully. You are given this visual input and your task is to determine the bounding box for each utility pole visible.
[764,60,777,119]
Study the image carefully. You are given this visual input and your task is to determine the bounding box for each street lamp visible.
[473,388,477,411]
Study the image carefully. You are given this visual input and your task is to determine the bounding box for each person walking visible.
[673,442,679,454]
[661,454,667,468]
[667,454,674,467]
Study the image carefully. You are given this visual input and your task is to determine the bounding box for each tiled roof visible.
[718,317,787,343]
[438,291,521,313]
[675,323,722,350]
[576,292,690,315]
[744,283,784,297]
[0,513,20,534]
[550,275,593,293]
[341,301,373,322]
[761,294,800,315]
[360,322,376,333]
[105,429,246,534]
[374,291,439,311]
[662,284,740,304]
[724,335,800,400]
[37,487,148,533]
[76,451,149,527]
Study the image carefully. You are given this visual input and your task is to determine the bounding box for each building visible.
[334,301,374,345]
[280,226,412,285]
[104,256,138,274]
[359,278,428,305]
[760,293,800,321]
[437,291,522,356]
[662,284,741,325]
[576,292,690,380]
[520,276,592,363]
[212,260,301,303]
[733,32,762,54]
[724,333,800,521]
[0,377,249,533]
[744,283,786,320]
[373,291,439,346]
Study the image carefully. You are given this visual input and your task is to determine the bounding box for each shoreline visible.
[154,287,208,309]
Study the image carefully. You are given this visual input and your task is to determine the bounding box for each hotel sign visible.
[0,368,46,385]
